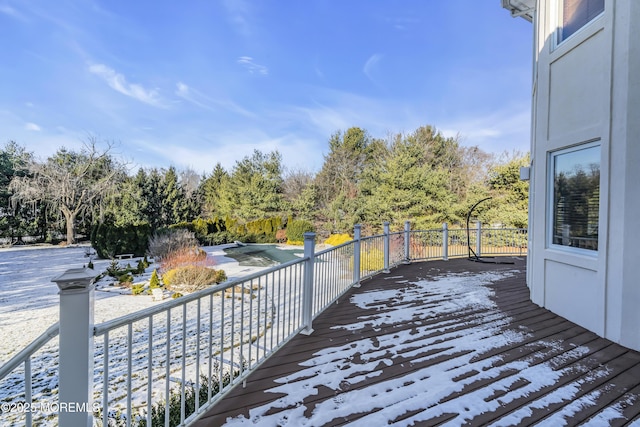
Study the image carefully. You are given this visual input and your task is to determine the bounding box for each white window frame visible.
[547,141,601,255]
[553,0,605,47]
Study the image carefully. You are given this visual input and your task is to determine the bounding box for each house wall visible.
[529,0,640,349]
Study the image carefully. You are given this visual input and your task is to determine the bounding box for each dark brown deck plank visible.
[192,258,640,427]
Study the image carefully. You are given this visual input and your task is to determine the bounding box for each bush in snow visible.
[148,269,161,289]
[163,265,226,293]
[147,229,198,262]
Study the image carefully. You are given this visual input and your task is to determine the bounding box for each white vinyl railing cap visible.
[52,268,96,291]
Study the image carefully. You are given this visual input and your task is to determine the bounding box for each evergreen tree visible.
[217,150,284,220]
[199,163,229,218]
[483,152,530,228]
[0,141,35,241]
[162,166,189,225]
[141,168,165,231]
[315,127,379,231]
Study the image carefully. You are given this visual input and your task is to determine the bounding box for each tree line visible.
[0,125,529,247]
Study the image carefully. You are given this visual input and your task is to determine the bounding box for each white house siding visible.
[526,0,640,350]
[606,0,640,350]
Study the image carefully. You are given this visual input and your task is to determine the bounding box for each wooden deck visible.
[193,258,640,426]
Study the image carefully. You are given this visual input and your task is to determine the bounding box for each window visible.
[558,0,604,43]
[550,143,600,251]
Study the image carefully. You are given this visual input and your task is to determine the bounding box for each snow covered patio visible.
[193,258,640,426]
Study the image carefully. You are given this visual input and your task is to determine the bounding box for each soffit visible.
[501,0,535,22]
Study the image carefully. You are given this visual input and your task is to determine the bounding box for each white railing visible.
[0,221,527,427]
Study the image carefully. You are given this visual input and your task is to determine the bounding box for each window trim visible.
[554,0,605,48]
[547,141,601,256]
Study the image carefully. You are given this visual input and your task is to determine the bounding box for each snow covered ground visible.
[0,243,307,426]
[0,244,283,365]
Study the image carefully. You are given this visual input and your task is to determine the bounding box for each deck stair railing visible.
[0,221,527,427]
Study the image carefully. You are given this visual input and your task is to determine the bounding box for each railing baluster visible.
[208,293,213,403]
[103,333,109,427]
[25,359,32,427]
[127,323,133,427]
[246,280,251,369]
[181,304,187,424]
[257,276,262,361]
[147,316,153,427]
[165,308,171,427]
[196,299,201,413]
[231,286,236,382]
[219,290,224,397]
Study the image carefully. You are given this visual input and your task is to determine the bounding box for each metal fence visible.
[0,222,527,427]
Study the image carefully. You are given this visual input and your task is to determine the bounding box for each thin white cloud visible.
[387,16,420,31]
[363,53,383,82]
[175,81,257,118]
[88,63,165,108]
[223,0,252,37]
[0,4,27,21]
[24,122,41,131]
[237,56,268,75]
[440,107,531,154]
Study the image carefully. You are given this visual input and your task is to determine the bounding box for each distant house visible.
[502,0,640,351]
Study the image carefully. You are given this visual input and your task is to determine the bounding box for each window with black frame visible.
[551,144,600,251]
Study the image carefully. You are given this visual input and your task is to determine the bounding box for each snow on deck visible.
[194,258,640,427]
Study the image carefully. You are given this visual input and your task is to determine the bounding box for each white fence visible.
[0,222,527,427]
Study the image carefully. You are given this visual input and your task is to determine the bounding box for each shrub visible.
[163,265,226,293]
[149,269,161,289]
[324,233,352,246]
[135,259,148,274]
[360,248,384,272]
[131,284,145,295]
[118,273,134,284]
[286,219,315,244]
[160,247,208,273]
[91,220,151,259]
[147,229,199,262]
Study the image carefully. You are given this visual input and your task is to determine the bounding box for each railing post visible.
[353,224,362,287]
[52,268,96,427]
[383,221,390,273]
[442,223,449,261]
[403,221,411,264]
[301,232,316,335]
[476,221,482,258]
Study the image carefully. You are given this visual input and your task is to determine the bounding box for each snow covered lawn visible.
[0,243,279,365]
[0,243,305,426]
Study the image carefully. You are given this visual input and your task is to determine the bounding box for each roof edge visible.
[501,0,535,22]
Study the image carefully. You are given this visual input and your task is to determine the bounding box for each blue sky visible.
[0,1,532,175]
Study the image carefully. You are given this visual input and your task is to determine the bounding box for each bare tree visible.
[9,138,124,244]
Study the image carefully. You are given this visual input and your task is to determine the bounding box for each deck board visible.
[193,258,640,426]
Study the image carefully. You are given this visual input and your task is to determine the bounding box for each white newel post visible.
[442,223,449,261]
[52,268,96,427]
[301,232,316,335]
[476,221,482,258]
[353,224,362,287]
[383,221,390,273]
[403,221,411,264]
